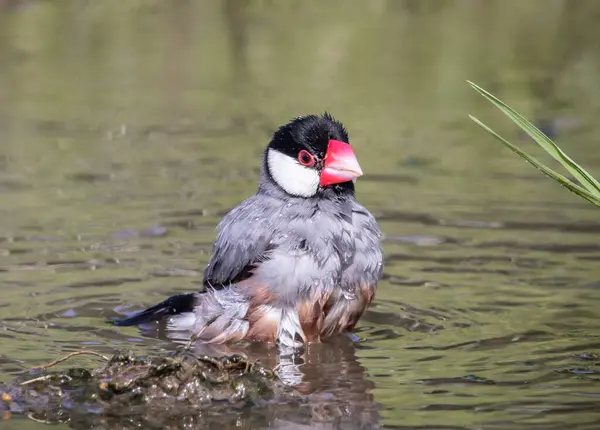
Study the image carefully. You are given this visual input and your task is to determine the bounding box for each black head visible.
[269,113,350,160]
[263,113,362,198]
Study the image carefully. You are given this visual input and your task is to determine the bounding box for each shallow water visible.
[1,1,600,429]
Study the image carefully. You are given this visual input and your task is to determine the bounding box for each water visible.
[1,0,600,428]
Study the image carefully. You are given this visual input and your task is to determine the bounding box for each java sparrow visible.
[114,113,384,348]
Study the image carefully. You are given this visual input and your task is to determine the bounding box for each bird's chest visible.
[308,225,356,263]
[280,214,359,282]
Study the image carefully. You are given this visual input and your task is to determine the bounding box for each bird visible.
[114,113,384,349]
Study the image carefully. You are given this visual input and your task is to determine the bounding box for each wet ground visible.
[1,1,600,429]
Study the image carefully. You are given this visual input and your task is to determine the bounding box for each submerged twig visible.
[26,412,60,424]
[20,375,53,386]
[20,350,110,386]
[184,333,199,351]
[35,350,109,371]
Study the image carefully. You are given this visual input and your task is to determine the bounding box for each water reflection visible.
[134,319,381,425]
[187,335,380,429]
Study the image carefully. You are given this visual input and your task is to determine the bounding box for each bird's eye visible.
[298,150,315,167]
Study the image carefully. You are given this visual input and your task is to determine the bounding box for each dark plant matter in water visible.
[0,350,302,428]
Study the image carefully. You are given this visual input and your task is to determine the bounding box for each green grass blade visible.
[467,80,600,197]
[469,115,600,208]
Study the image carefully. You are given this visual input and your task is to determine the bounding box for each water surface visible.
[1,1,600,429]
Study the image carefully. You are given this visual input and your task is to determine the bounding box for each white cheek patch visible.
[267,149,320,197]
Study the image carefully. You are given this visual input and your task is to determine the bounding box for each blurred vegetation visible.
[0,0,599,228]
[1,0,600,188]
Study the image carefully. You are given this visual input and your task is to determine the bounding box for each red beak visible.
[319,140,363,187]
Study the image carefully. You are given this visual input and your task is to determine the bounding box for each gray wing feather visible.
[203,196,275,288]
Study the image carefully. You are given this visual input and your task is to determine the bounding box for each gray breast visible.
[253,197,382,307]
[250,200,346,306]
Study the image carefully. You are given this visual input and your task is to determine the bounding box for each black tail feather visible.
[112,293,197,327]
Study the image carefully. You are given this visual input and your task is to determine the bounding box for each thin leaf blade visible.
[469,115,600,208]
[468,80,600,197]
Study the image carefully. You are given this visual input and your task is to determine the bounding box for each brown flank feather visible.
[297,292,329,342]
[321,284,375,337]
[246,305,279,343]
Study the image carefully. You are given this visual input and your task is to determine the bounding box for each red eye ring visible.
[298,150,315,167]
